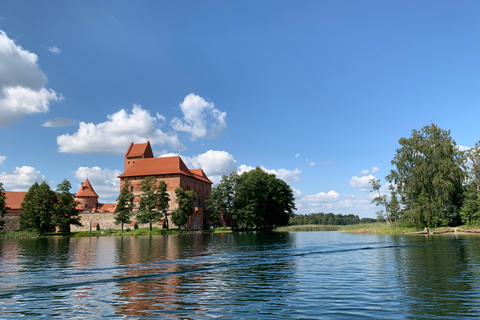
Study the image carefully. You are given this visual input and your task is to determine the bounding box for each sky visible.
[1,1,480,218]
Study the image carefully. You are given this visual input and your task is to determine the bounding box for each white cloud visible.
[0,166,45,191]
[308,162,316,167]
[180,150,237,184]
[0,155,5,164]
[295,153,300,158]
[171,93,227,140]
[48,46,60,54]
[0,30,62,127]
[74,166,121,203]
[360,169,369,175]
[371,167,380,174]
[42,117,74,127]
[457,145,471,152]
[349,174,375,190]
[57,104,185,154]
[237,164,302,183]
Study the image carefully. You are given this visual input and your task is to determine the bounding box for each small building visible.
[3,191,27,231]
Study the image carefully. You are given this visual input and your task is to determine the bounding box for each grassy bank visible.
[0,231,41,239]
[275,223,422,234]
[275,225,341,232]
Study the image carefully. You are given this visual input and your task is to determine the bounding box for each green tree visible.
[137,177,163,231]
[234,167,295,230]
[386,124,465,227]
[115,178,134,231]
[460,142,480,225]
[53,179,82,233]
[19,182,57,234]
[0,182,8,231]
[156,181,171,230]
[172,187,196,229]
[369,178,391,224]
[207,172,238,228]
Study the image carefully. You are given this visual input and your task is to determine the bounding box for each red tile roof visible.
[125,141,154,158]
[4,192,27,210]
[118,156,212,184]
[75,178,99,198]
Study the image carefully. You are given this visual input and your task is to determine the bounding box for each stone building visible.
[118,141,213,230]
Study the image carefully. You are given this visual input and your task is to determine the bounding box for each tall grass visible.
[275,225,341,232]
[0,231,40,239]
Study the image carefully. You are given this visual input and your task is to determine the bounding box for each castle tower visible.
[124,141,154,172]
[75,178,99,211]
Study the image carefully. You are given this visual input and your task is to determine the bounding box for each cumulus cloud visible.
[183,150,237,184]
[42,117,74,127]
[457,145,471,152]
[74,166,122,202]
[48,46,60,54]
[57,104,185,154]
[0,166,45,191]
[308,162,316,167]
[237,164,302,183]
[371,167,380,174]
[171,93,227,140]
[349,174,375,190]
[295,153,300,158]
[0,155,5,164]
[0,30,62,127]
[360,169,369,175]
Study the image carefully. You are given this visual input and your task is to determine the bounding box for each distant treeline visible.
[289,212,376,226]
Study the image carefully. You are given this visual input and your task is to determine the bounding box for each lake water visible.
[1,231,480,319]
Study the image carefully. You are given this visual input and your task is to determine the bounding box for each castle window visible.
[131,186,134,193]
[85,204,88,208]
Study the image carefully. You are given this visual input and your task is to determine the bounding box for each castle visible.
[3,141,212,231]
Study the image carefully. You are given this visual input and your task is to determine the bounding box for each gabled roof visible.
[118,156,212,184]
[75,178,99,198]
[190,169,213,184]
[4,192,27,210]
[125,141,154,159]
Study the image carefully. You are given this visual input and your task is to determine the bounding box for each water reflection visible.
[391,235,480,318]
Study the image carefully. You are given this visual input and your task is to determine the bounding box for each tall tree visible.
[172,187,196,229]
[369,178,391,224]
[0,182,8,231]
[115,178,134,231]
[19,182,57,234]
[137,177,163,231]
[386,124,465,227]
[53,179,82,233]
[207,172,238,228]
[157,181,171,230]
[460,142,480,225]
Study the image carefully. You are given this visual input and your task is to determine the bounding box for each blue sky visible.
[1,1,480,218]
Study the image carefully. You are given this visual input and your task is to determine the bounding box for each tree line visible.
[207,167,296,230]
[289,212,376,226]
[371,123,480,228]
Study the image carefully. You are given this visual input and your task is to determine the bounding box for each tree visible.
[234,167,295,230]
[207,172,238,228]
[137,177,163,231]
[460,142,480,225]
[157,181,170,230]
[0,182,8,231]
[19,182,57,234]
[172,187,196,229]
[386,124,465,227]
[369,178,391,224]
[115,178,134,231]
[53,179,82,233]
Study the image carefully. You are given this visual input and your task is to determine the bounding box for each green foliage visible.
[234,167,295,229]
[0,182,8,231]
[461,141,480,225]
[19,182,57,234]
[137,177,162,230]
[157,181,171,230]
[289,212,376,225]
[207,172,237,227]
[386,124,465,227]
[369,178,391,224]
[115,178,134,231]
[172,187,196,229]
[53,179,82,233]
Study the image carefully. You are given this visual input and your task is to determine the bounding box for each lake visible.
[1,231,480,319]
